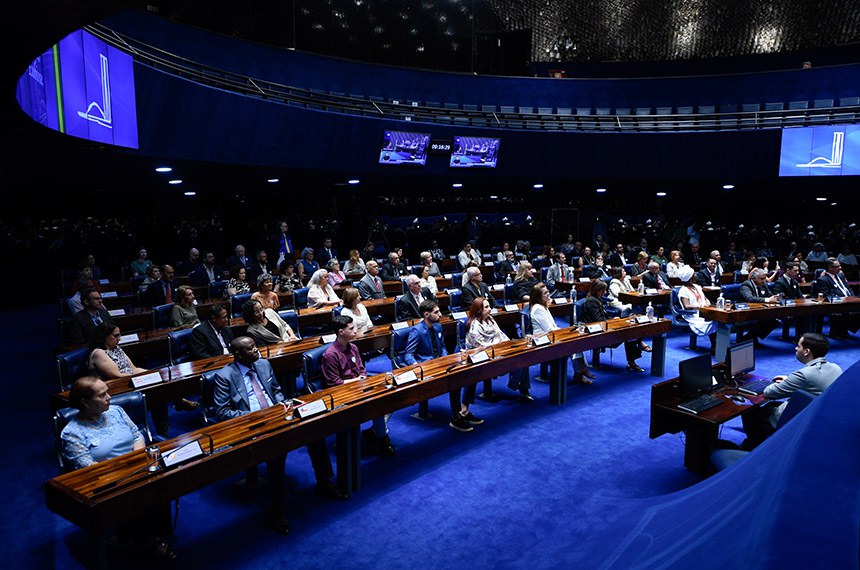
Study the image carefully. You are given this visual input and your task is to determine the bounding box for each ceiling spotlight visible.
[155,167,173,173]
[656,191,667,197]
[168,179,183,185]
[267,178,279,183]
[183,191,196,196]
[722,184,734,189]
[596,188,606,193]
[490,195,499,199]
[816,197,827,201]
[533,183,544,189]
[452,183,463,188]
[348,179,360,185]
[831,202,838,206]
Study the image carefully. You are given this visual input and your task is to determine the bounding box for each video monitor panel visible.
[379,130,430,165]
[15,29,139,149]
[779,125,860,176]
[449,136,500,168]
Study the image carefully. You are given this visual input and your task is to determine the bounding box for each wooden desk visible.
[699,296,860,361]
[650,373,767,473]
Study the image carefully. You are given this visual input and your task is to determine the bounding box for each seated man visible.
[457,241,480,270]
[397,275,434,321]
[142,264,177,307]
[321,315,395,457]
[640,261,671,290]
[499,250,519,277]
[741,333,842,448]
[317,237,338,267]
[696,258,720,287]
[189,251,224,286]
[69,288,114,345]
[404,299,481,433]
[379,251,408,282]
[225,244,249,269]
[739,269,780,342]
[607,243,627,269]
[214,336,346,534]
[545,252,573,293]
[190,304,234,360]
[176,247,202,277]
[461,266,497,309]
[357,260,385,300]
[814,258,860,339]
[247,250,273,284]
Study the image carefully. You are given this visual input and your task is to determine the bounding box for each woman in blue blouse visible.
[297,247,319,281]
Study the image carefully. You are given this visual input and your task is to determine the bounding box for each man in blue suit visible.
[213,336,346,534]
[404,299,482,433]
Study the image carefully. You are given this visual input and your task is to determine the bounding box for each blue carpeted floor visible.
[5,305,858,568]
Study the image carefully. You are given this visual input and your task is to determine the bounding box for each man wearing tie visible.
[397,275,434,321]
[226,244,249,269]
[773,262,810,336]
[545,252,572,294]
[214,336,345,534]
[739,269,780,343]
[358,261,385,301]
[815,258,859,339]
[317,237,338,267]
[190,305,235,360]
[641,262,671,291]
[696,258,720,287]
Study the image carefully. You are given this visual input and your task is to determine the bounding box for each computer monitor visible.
[727,340,755,379]
[679,354,720,398]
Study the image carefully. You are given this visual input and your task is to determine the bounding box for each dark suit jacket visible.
[740,280,772,303]
[142,279,178,308]
[357,274,385,300]
[190,265,224,286]
[225,255,250,270]
[461,281,498,308]
[641,271,671,290]
[607,252,627,268]
[213,359,282,421]
[176,260,203,277]
[317,247,339,267]
[582,296,608,323]
[696,269,720,287]
[247,262,273,284]
[771,275,803,299]
[69,308,114,345]
[397,288,434,321]
[190,321,235,360]
[513,278,537,302]
[404,322,447,365]
[815,272,854,298]
[380,262,408,282]
[499,260,517,276]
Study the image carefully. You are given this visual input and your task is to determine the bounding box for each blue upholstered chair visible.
[152,303,173,330]
[300,343,331,394]
[389,325,416,369]
[669,286,700,349]
[56,347,91,391]
[230,292,252,317]
[292,287,310,309]
[168,328,194,364]
[208,280,227,299]
[199,371,219,425]
[277,309,301,338]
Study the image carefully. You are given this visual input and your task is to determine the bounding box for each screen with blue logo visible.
[779,125,860,176]
[15,29,139,149]
[450,136,500,168]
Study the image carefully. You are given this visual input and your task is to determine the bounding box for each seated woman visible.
[419,251,441,277]
[88,322,147,380]
[242,298,298,346]
[582,280,645,372]
[129,247,152,278]
[793,251,809,274]
[753,256,780,283]
[343,249,366,275]
[252,274,280,310]
[274,260,302,293]
[607,266,634,317]
[340,287,372,332]
[419,265,438,295]
[307,269,341,308]
[297,247,319,281]
[740,251,757,275]
[326,259,347,287]
[170,285,200,328]
[650,246,668,266]
[61,376,176,559]
[676,265,717,351]
[465,297,532,400]
[225,265,250,298]
[666,250,685,278]
[512,261,537,302]
[529,282,594,384]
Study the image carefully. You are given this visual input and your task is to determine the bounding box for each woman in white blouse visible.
[675,265,717,349]
[528,283,594,384]
[418,265,438,295]
[307,269,341,308]
[340,287,371,332]
[607,266,634,317]
[465,297,531,399]
[666,250,685,278]
[343,249,366,275]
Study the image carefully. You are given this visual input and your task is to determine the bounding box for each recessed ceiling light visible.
[596,188,607,193]
[168,179,183,185]
[348,179,360,185]
[722,184,734,189]
[155,167,173,173]
[452,183,463,188]
[533,183,544,189]
[490,195,498,199]
[267,178,279,183]
[183,191,196,196]
[816,197,827,201]
[656,191,667,197]
[831,202,838,206]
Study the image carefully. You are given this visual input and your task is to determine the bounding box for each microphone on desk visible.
[167,365,172,383]
[266,344,270,359]
[489,345,495,360]
[325,393,335,411]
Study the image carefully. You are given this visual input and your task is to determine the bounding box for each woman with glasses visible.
[87,322,147,380]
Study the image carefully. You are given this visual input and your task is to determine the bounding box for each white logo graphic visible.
[77,53,112,128]
[796,131,844,168]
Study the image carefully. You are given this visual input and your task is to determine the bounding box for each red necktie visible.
[375,278,381,292]
[165,284,172,303]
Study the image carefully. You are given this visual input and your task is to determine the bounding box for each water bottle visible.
[715,293,725,310]
[505,274,513,287]
[645,301,655,322]
[637,281,645,295]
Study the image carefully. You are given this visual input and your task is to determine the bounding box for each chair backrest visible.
[57,347,91,392]
[519,306,532,337]
[504,282,514,303]
[447,289,463,312]
[209,280,227,299]
[602,295,622,317]
[541,266,550,282]
[400,277,409,295]
[53,391,153,472]
[199,371,219,424]
[455,317,469,350]
[292,287,310,309]
[720,283,744,303]
[623,263,635,275]
[300,343,331,394]
[669,286,692,327]
[390,325,416,369]
[575,297,586,323]
[277,309,301,338]
[775,389,816,430]
[393,295,406,322]
[152,303,173,330]
[451,272,462,287]
[168,328,195,364]
[230,292,252,317]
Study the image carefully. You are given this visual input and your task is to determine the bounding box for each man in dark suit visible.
[640,262,671,291]
[213,336,345,534]
[225,244,250,270]
[317,237,338,267]
[247,250,273,284]
[498,250,518,277]
[397,275,434,321]
[696,258,720,287]
[685,241,703,268]
[69,288,114,345]
[739,269,780,342]
[142,264,178,307]
[772,262,810,336]
[607,243,627,269]
[380,251,408,282]
[461,266,498,309]
[190,304,234,360]
[189,251,224,286]
[357,261,385,300]
[176,247,202,277]
[815,258,859,339]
